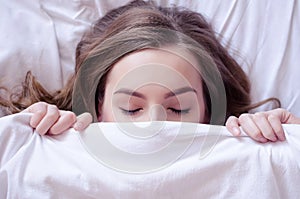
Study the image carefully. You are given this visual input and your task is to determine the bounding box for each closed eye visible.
[168,108,190,115]
[120,107,143,116]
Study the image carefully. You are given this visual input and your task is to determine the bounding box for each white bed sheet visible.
[1,0,299,116]
[0,113,299,198]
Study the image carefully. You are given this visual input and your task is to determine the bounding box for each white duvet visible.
[1,0,300,117]
[0,113,299,198]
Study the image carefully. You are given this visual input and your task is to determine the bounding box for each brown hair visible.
[0,0,279,124]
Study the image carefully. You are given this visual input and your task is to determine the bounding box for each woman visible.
[1,0,299,142]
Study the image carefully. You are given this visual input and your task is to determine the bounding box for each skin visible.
[22,102,92,135]
[99,48,207,123]
[226,109,300,142]
[24,48,300,142]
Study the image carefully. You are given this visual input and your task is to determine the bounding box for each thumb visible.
[284,113,300,124]
[73,112,93,131]
[270,108,300,124]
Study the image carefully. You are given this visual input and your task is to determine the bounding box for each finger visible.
[35,105,60,135]
[267,114,286,141]
[48,111,77,135]
[252,113,277,142]
[23,102,48,128]
[266,108,300,124]
[73,112,93,131]
[279,109,300,124]
[22,101,48,113]
[238,114,268,143]
[225,116,241,136]
[285,114,300,124]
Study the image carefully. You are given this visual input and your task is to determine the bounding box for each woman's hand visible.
[226,108,300,143]
[22,102,93,135]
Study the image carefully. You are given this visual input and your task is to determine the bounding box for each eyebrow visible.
[113,87,196,99]
[114,89,146,99]
[164,87,197,99]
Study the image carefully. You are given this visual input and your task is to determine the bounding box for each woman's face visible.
[99,47,207,123]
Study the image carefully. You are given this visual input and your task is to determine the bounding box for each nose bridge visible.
[149,104,166,121]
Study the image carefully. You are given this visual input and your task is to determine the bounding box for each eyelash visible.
[120,108,143,116]
[168,108,190,115]
[120,107,190,116]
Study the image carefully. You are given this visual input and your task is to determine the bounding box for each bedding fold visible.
[0,113,299,198]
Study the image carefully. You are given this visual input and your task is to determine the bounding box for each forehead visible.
[107,47,202,90]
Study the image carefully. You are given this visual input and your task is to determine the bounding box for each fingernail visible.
[270,136,278,142]
[259,137,268,143]
[36,130,45,136]
[233,127,240,136]
[74,122,83,131]
[278,134,286,141]
[30,120,38,128]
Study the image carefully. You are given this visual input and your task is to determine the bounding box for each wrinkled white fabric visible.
[0,0,300,117]
[0,113,299,198]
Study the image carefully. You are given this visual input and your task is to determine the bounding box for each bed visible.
[0,0,300,198]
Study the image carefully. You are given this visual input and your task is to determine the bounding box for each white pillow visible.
[1,0,299,116]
